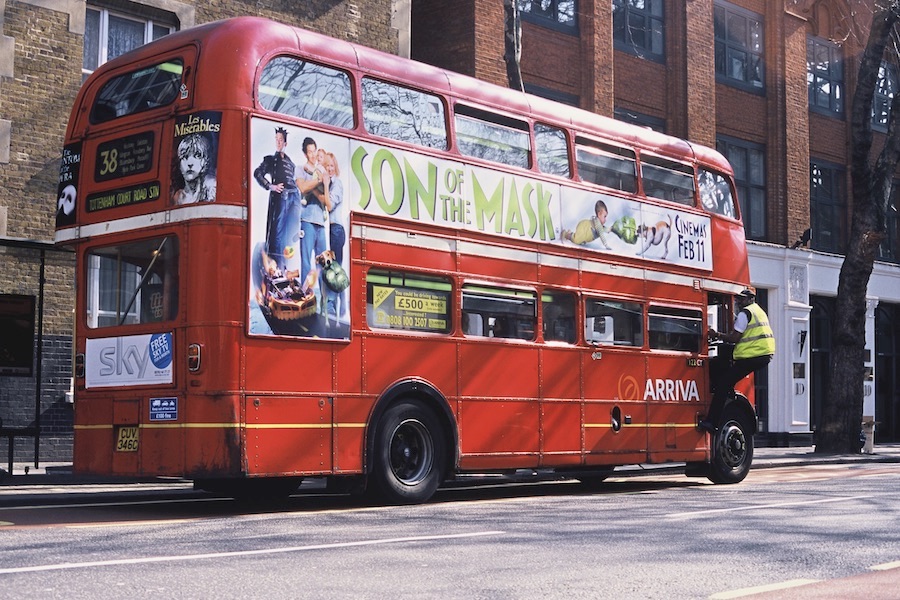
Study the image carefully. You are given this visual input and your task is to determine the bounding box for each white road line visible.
[708,579,820,599]
[665,495,873,519]
[870,560,900,571]
[0,531,505,575]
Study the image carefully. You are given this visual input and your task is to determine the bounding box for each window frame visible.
[717,136,766,239]
[517,0,577,34]
[873,61,897,132]
[84,5,175,79]
[809,159,847,254]
[714,2,765,93]
[462,283,537,341]
[613,0,665,63]
[807,35,845,118]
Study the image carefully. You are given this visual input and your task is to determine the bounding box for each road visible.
[0,463,898,599]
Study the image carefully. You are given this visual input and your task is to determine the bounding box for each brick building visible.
[412,0,900,444]
[0,0,400,465]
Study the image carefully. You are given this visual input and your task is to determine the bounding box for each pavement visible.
[2,443,899,487]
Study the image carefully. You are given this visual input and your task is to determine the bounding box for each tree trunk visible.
[503,0,525,92]
[817,5,900,453]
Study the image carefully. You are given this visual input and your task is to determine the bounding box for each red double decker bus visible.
[57,17,755,503]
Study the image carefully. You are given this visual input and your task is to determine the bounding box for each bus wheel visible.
[370,401,445,504]
[707,408,754,484]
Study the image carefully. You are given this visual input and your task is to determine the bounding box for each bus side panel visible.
[645,354,709,463]
[245,395,333,475]
[458,342,540,468]
[539,346,583,464]
[183,394,243,476]
[242,340,335,395]
[458,253,538,283]
[582,348,648,463]
[332,395,371,473]
[73,397,114,475]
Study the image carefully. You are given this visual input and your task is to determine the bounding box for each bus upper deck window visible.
[86,236,179,328]
[641,156,695,205]
[361,78,448,149]
[698,169,737,218]
[575,138,637,193]
[535,123,570,178]
[259,57,354,129]
[454,105,530,170]
[90,60,183,124]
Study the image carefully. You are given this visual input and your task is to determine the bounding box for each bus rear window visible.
[259,57,354,129]
[86,236,179,328]
[90,60,183,124]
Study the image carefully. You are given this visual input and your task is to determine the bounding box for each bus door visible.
[645,305,707,460]
[581,297,648,465]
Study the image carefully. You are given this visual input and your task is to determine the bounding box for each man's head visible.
[275,127,288,151]
[737,287,756,306]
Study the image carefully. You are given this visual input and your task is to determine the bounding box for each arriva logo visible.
[643,379,700,402]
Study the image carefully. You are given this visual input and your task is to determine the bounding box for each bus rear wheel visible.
[369,401,446,504]
[707,408,754,484]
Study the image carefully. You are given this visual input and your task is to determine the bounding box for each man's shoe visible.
[698,420,716,433]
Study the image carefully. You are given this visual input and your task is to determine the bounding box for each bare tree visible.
[503,0,525,92]
[818,1,900,453]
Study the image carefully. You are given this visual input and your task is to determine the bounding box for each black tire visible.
[369,401,446,504]
[707,407,754,484]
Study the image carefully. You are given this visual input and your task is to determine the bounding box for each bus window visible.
[259,57,353,129]
[575,137,637,193]
[454,105,530,169]
[90,60,183,124]
[366,269,452,333]
[585,298,642,346]
[641,156,695,205]
[462,284,536,340]
[361,79,447,149]
[535,123,570,178]
[698,168,737,218]
[648,305,702,352]
[542,290,576,343]
[86,236,179,328]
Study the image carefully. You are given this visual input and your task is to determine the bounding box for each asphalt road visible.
[0,463,898,599]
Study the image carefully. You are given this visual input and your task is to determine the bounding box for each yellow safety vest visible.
[733,303,776,359]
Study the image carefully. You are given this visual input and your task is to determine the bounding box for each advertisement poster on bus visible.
[84,333,173,388]
[248,118,350,339]
[56,142,81,228]
[558,189,713,271]
[171,111,220,205]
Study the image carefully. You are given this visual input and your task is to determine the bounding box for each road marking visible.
[870,560,900,571]
[708,579,820,599]
[665,494,873,519]
[0,530,505,574]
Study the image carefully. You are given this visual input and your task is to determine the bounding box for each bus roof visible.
[72,16,730,174]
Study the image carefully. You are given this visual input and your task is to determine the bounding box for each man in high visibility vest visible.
[700,287,775,433]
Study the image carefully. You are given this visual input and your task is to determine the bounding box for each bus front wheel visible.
[707,407,754,484]
[369,401,446,504]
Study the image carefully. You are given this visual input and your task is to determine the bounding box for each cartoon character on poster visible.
[56,143,82,228]
[559,190,642,256]
[248,118,351,340]
[171,111,220,205]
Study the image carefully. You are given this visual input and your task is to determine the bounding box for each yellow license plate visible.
[116,426,139,452]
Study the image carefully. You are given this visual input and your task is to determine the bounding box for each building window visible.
[810,160,846,253]
[880,185,900,263]
[807,36,844,116]
[873,62,897,131]
[517,0,576,32]
[614,107,666,133]
[717,137,766,240]
[714,2,764,92]
[84,6,174,79]
[613,0,664,61]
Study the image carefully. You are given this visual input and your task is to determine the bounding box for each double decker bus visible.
[57,17,757,503]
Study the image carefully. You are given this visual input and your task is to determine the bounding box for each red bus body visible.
[57,17,754,502]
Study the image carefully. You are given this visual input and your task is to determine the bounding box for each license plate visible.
[116,426,139,452]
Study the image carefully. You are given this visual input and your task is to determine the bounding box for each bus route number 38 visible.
[116,426,139,452]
